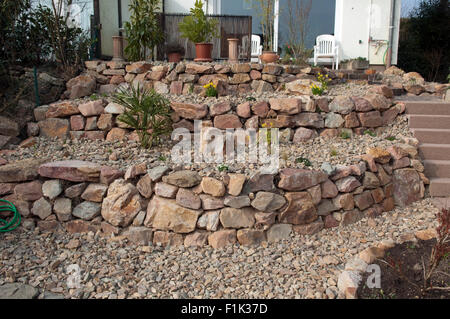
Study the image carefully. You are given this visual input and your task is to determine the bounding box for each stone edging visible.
[337,228,438,299]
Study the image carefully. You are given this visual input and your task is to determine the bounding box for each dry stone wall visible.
[0,143,427,248]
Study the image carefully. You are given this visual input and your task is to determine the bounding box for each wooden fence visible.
[158,14,252,61]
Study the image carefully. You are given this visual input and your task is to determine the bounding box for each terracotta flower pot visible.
[168,52,182,63]
[260,51,279,64]
[194,43,213,62]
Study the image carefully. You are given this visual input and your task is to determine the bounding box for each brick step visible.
[406,102,450,115]
[424,160,450,178]
[408,115,450,129]
[429,178,450,197]
[412,128,450,144]
[419,144,450,161]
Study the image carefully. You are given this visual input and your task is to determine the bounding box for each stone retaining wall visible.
[0,143,427,248]
[25,90,405,144]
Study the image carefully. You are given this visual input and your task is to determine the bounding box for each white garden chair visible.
[251,34,263,63]
[314,34,339,70]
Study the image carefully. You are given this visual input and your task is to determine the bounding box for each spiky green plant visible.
[113,85,172,148]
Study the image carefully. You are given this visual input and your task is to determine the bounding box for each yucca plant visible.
[113,85,172,148]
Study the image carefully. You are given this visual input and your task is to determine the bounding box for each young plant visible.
[330,149,338,157]
[204,82,218,98]
[364,129,377,137]
[123,0,164,61]
[178,0,219,44]
[340,131,351,139]
[423,208,450,291]
[310,83,324,96]
[113,85,172,149]
[385,136,396,141]
[295,157,311,167]
[217,164,229,172]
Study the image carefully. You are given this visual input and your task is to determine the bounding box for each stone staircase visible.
[406,101,450,197]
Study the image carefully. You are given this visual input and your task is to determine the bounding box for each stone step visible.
[406,102,450,115]
[419,144,450,161]
[429,178,450,197]
[408,114,450,129]
[424,160,450,178]
[412,128,450,144]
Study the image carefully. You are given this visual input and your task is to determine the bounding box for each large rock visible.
[293,127,318,142]
[185,63,213,74]
[210,101,231,117]
[242,173,275,193]
[81,183,108,202]
[285,79,316,95]
[220,207,255,229]
[214,114,242,129]
[145,196,201,233]
[266,224,292,242]
[38,161,101,182]
[0,159,46,183]
[72,201,101,220]
[38,118,70,139]
[279,192,317,225]
[101,179,143,227]
[45,101,79,118]
[171,102,208,120]
[13,181,42,201]
[176,188,201,210]
[292,113,324,128]
[31,197,52,220]
[237,229,266,246]
[268,98,302,114]
[162,170,201,188]
[324,113,344,128]
[208,229,237,248]
[278,168,327,191]
[227,174,246,196]
[335,176,361,193]
[78,100,104,117]
[251,192,286,212]
[393,168,423,207]
[357,111,382,127]
[42,180,63,200]
[0,283,39,299]
[197,210,220,231]
[201,177,226,197]
[329,96,355,115]
[122,226,153,245]
[67,75,96,99]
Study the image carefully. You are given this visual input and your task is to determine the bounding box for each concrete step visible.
[408,115,450,129]
[406,102,450,115]
[419,144,450,161]
[412,128,450,144]
[424,160,450,178]
[429,178,450,197]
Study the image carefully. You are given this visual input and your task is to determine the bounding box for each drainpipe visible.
[386,0,396,68]
[273,0,279,52]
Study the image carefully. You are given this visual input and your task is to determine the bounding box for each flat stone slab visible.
[0,283,39,299]
[38,160,102,182]
[0,159,47,183]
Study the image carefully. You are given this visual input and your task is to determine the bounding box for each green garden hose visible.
[0,199,21,232]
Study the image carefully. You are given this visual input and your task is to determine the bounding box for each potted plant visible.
[166,43,185,63]
[252,0,279,63]
[178,0,219,62]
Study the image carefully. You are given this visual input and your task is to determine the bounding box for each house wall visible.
[221,0,335,51]
[334,0,401,66]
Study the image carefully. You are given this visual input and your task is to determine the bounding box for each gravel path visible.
[0,195,439,299]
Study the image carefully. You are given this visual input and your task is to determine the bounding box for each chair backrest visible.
[251,34,262,55]
[316,34,336,55]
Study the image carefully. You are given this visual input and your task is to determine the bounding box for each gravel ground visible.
[0,196,439,299]
[4,114,412,177]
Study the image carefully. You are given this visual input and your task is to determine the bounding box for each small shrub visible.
[246,96,256,101]
[113,85,172,149]
[364,130,377,137]
[295,157,311,167]
[340,131,351,139]
[386,136,396,141]
[217,164,229,172]
[330,149,338,157]
[310,83,324,96]
[158,154,167,161]
[204,82,218,98]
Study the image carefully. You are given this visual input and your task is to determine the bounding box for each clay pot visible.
[194,43,213,62]
[260,51,279,64]
[168,52,182,63]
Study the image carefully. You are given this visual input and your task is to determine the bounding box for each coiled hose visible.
[0,199,21,232]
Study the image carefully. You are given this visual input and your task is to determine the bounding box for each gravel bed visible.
[4,114,413,177]
[0,196,439,299]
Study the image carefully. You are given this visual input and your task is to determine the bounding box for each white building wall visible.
[334,0,401,66]
[165,0,219,14]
